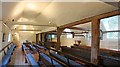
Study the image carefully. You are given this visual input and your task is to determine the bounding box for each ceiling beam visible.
[67,27,90,31]
[59,10,119,28]
[12,22,57,27]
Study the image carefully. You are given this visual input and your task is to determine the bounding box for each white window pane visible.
[100,15,119,31]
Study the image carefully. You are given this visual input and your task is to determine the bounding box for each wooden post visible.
[56,27,64,50]
[118,8,120,51]
[36,34,39,44]
[91,19,100,64]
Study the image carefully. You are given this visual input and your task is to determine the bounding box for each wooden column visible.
[56,27,64,50]
[36,34,39,44]
[91,19,100,64]
[41,33,45,45]
[118,8,120,51]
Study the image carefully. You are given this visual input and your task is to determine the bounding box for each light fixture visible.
[17,17,29,22]
[49,21,51,24]
[23,25,27,30]
[14,25,18,29]
[27,3,36,10]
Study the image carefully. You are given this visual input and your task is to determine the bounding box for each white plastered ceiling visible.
[1,0,118,33]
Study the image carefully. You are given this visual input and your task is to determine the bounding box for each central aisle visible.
[8,46,30,67]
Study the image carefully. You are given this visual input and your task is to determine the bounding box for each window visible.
[8,32,11,42]
[64,28,73,38]
[100,15,119,39]
[106,32,118,39]
[52,35,55,38]
[100,15,119,51]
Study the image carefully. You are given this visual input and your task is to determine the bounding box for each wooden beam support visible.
[59,10,119,28]
[91,19,100,64]
[36,34,39,44]
[68,27,90,31]
[56,27,64,50]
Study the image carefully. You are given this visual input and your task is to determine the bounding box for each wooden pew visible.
[40,53,63,67]
[22,44,39,67]
[26,53,39,67]
[71,45,120,59]
[34,44,46,50]
[62,46,91,61]
[99,55,120,66]
[62,46,120,66]
[50,48,100,67]
[49,51,85,67]
[33,44,67,66]
[35,44,98,67]
[0,43,16,67]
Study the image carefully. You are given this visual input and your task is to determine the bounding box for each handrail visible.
[0,42,13,53]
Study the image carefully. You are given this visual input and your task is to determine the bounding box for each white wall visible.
[52,35,87,47]
[12,31,36,46]
[0,21,2,50]
[0,21,12,62]
[52,34,118,51]
[2,23,12,48]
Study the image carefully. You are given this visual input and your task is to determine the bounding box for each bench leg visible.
[9,58,11,62]
[11,52,13,55]
[25,57,27,63]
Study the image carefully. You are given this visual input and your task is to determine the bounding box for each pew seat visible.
[100,55,120,66]
[35,44,46,49]
[1,54,11,67]
[62,46,120,66]
[40,53,62,67]
[22,44,28,50]
[50,52,84,67]
[0,45,16,67]
[26,53,39,67]
[7,45,16,55]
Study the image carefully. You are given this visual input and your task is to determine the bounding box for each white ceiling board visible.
[74,22,91,30]
[1,1,118,32]
[23,2,50,19]
[2,2,25,22]
[1,0,119,2]
[41,2,117,26]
